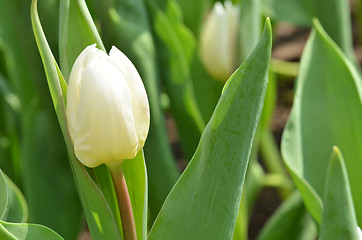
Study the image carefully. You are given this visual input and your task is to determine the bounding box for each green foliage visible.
[281,19,362,227]
[153,0,205,159]
[148,18,272,240]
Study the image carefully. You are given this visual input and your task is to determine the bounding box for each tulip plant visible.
[0,0,361,239]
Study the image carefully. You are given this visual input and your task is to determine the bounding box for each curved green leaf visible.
[148,18,272,240]
[281,19,362,226]
[0,170,8,220]
[0,221,63,240]
[320,147,359,240]
[3,173,27,223]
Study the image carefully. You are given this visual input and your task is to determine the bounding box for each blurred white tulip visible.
[358,226,362,239]
[66,44,150,168]
[200,1,239,82]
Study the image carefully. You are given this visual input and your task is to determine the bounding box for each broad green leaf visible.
[0,221,63,240]
[263,0,354,61]
[257,192,317,240]
[123,151,148,240]
[3,173,28,223]
[148,18,272,240]
[153,0,205,159]
[31,1,122,239]
[59,0,105,79]
[0,170,8,220]
[320,147,359,240]
[281,19,362,226]
[92,0,180,221]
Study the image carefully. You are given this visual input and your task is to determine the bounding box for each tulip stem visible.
[108,163,137,240]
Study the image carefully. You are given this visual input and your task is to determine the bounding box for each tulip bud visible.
[200,1,239,81]
[66,44,150,168]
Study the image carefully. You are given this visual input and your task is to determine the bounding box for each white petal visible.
[72,54,138,167]
[200,2,239,81]
[67,44,104,138]
[109,46,150,151]
[200,3,230,80]
[357,227,362,239]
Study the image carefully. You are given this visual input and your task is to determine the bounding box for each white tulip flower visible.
[358,227,362,239]
[200,1,239,82]
[66,44,150,168]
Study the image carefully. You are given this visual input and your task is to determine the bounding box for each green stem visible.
[270,58,299,78]
[108,163,137,240]
[259,129,292,199]
[263,173,293,190]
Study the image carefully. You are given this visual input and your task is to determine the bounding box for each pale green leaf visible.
[2,173,28,223]
[281,19,362,226]
[0,170,8,220]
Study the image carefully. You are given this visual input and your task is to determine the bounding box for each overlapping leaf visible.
[281,20,362,226]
